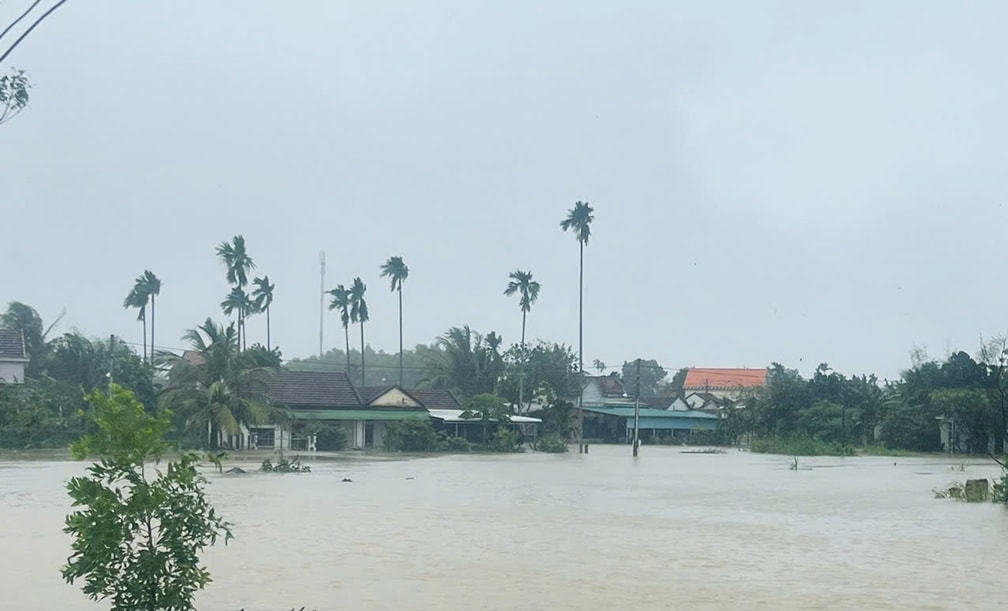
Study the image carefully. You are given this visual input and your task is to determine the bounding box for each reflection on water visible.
[1,446,1006,610]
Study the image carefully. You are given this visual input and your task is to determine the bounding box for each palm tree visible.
[505,269,540,413]
[220,287,253,351]
[560,201,595,448]
[349,277,369,387]
[327,285,352,375]
[380,256,409,386]
[252,275,275,350]
[158,318,277,449]
[141,270,161,359]
[504,270,540,347]
[419,326,504,398]
[216,235,255,350]
[122,281,148,362]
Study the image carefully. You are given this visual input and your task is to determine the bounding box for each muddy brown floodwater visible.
[1,446,1006,610]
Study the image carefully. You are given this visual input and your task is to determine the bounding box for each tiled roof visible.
[268,370,361,408]
[0,329,27,361]
[683,368,766,390]
[642,395,677,409]
[357,386,392,405]
[409,388,462,410]
[182,350,206,366]
[593,375,626,397]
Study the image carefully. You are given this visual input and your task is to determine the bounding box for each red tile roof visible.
[683,368,767,390]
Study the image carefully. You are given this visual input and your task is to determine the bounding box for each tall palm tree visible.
[505,269,540,413]
[349,277,369,387]
[141,270,161,359]
[380,256,409,386]
[327,285,352,375]
[504,270,540,347]
[252,275,275,350]
[419,326,504,398]
[216,235,255,350]
[123,275,150,362]
[220,287,253,351]
[560,201,595,448]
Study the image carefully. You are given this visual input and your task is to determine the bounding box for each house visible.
[578,373,637,408]
[682,368,767,402]
[0,329,29,383]
[582,405,718,443]
[267,371,429,450]
[423,388,542,444]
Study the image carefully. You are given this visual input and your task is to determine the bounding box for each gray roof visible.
[0,329,27,361]
[268,370,361,408]
[408,388,463,410]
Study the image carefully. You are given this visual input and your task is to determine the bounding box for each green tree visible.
[1,300,62,377]
[620,358,667,398]
[420,326,504,398]
[220,286,253,353]
[327,285,352,376]
[123,281,149,362]
[252,275,275,350]
[349,277,369,387]
[504,269,540,412]
[158,318,277,449]
[461,393,512,447]
[62,384,232,611]
[215,235,255,350]
[560,201,594,447]
[380,256,409,386]
[142,271,161,358]
[0,1,69,126]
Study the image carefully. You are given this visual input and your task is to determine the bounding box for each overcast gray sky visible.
[3,1,1007,381]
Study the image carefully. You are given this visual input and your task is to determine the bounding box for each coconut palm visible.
[220,287,254,351]
[122,281,148,362]
[349,277,369,387]
[216,235,255,350]
[560,201,594,447]
[420,326,504,398]
[380,256,409,386]
[252,275,275,350]
[141,270,161,359]
[327,285,352,375]
[505,269,540,412]
[158,318,277,449]
[504,270,540,347]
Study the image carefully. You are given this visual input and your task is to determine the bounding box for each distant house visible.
[0,329,29,383]
[578,373,637,408]
[267,371,428,450]
[682,368,767,402]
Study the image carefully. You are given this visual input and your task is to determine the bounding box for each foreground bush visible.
[62,385,232,611]
[536,437,569,453]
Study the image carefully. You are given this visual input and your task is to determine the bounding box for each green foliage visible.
[260,451,310,473]
[0,68,30,125]
[535,436,569,453]
[384,419,441,452]
[994,469,1007,504]
[499,341,578,413]
[419,326,504,398]
[0,377,88,448]
[303,422,347,451]
[750,436,855,457]
[62,385,232,611]
[489,427,522,452]
[620,359,666,398]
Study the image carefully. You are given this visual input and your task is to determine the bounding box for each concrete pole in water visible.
[633,358,641,457]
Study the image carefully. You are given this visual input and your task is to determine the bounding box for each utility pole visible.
[319,251,326,358]
[633,358,641,457]
[108,334,115,395]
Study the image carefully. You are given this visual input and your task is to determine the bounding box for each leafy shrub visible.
[384,420,440,452]
[305,423,347,451]
[536,437,569,453]
[489,428,522,452]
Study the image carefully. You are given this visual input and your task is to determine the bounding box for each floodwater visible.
[1,446,1006,611]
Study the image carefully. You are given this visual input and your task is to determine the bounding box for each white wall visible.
[0,361,25,383]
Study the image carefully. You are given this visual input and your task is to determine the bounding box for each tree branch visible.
[0,0,67,66]
[0,0,42,44]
